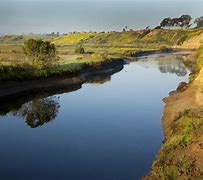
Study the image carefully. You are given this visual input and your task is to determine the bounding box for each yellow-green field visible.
[0,28,203,81]
[53,32,96,45]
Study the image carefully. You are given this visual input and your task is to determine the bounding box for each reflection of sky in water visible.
[0,54,190,179]
[0,0,203,34]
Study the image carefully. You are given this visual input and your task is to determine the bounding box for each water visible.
[0,53,190,180]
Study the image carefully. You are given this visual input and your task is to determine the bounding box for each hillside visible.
[52,28,203,48]
[0,27,203,47]
[1,28,203,51]
[0,34,57,45]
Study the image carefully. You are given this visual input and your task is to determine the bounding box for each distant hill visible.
[51,28,203,48]
[0,34,57,45]
[1,28,203,49]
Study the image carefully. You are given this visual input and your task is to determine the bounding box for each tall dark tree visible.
[160,15,192,28]
[179,15,192,28]
[194,16,203,28]
[171,18,180,27]
[160,18,172,28]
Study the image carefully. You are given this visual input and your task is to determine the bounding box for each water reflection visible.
[12,97,60,128]
[136,54,189,76]
[87,75,111,84]
[157,55,187,76]
[0,53,191,128]
[0,69,119,128]
[0,83,82,116]
[158,61,187,76]
[0,53,192,180]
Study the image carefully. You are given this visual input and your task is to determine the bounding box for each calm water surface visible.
[0,53,190,180]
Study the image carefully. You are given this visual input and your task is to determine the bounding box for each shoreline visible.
[0,48,201,178]
[129,48,196,58]
[0,61,123,115]
[0,49,194,100]
[146,48,203,179]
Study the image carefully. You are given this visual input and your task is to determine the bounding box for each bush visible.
[75,46,85,54]
[23,39,56,69]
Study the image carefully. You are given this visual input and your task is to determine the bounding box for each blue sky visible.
[1,0,203,34]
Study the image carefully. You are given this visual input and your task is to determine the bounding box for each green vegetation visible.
[160,15,192,28]
[188,45,203,82]
[197,45,203,69]
[0,34,57,45]
[149,110,203,179]
[0,44,121,81]
[24,39,56,69]
[0,27,203,81]
[24,39,56,58]
[53,32,96,45]
[1,15,203,180]
[146,40,203,179]
[194,16,203,28]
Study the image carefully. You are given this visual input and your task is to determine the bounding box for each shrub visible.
[23,39,56,69]
[75,46,85,54]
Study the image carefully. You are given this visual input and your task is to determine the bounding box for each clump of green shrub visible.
[23,39,56,69]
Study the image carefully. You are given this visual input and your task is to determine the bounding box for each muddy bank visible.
[0,50,195,114]
[130,48,196,58]
[146,63,203,178]
[0,60,123,114]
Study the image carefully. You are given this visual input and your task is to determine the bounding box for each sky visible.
[0,0,203,34]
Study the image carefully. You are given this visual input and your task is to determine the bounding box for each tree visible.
[154,26,162,30]
[194,16,203,28]
[160,18,172,28]
[160,15,192,28]
[179,15,192,28]
[171,18,180,27]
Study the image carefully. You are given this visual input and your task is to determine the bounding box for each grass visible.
[0,47,120,81]
[1,27,203,81]
[54,28,203,61]
[188,44,203,82]
[53,32,96,45]
[58,28,202,47]
[149,110,203,179]
[197,45,203,69]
